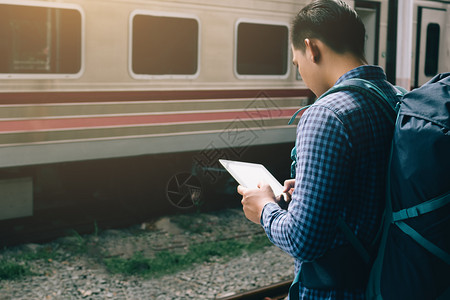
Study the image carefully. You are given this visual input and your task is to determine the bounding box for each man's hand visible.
[281,179,296,204]
[237,182,276,224]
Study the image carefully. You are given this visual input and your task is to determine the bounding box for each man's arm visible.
[261,104,352,261]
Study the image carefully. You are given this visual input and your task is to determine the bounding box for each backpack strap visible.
[395,221,450,265]
[288,78,400,178]
[392,191,450,222]
[337,217,371,264]
[334,78,399,124]
[288,78,401,126]
[288,105,312,125]
[393,191,450,265]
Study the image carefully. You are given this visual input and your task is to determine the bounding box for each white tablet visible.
[219,159,284,196]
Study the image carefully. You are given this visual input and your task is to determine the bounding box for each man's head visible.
[291,0,366,60]
[291,0,367,95]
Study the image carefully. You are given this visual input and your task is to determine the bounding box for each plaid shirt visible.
[261,66,397,299]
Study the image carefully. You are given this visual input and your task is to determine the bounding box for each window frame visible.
[234,18,290,80]
[0,0,85,79]
[424,22,440,77]
[128,10,201,80]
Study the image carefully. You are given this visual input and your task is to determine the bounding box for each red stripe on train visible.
[0,109,299,132]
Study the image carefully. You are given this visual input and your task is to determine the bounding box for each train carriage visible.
[0,0,448,242]
[0,0,312,227]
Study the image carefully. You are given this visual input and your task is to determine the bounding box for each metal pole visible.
[395,0,413,90]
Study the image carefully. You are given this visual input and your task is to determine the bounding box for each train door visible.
[355,2,380,65]
[415,6,447,87]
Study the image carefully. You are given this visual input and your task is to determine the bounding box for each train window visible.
[130,11,200,79]
[0,2,83,78]
[235,20,289,78]
[424,23,440,77]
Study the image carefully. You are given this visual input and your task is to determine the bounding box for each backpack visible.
[288,73,450,300]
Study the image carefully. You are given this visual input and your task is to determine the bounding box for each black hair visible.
[291,0,366,60]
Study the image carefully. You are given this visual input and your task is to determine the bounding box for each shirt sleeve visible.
[261,104,352,262]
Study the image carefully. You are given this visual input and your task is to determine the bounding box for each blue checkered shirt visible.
[261,66,398,299]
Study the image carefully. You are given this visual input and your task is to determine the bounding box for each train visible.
[0,0,448,242]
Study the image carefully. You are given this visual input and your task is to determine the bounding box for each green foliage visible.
[0,229,89,281]
[0,245,58,280]
[0,216,273,281]
[0,260,30,280]
[103,234,272,278]
[19,246,58,261]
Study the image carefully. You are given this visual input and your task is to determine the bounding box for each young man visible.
[238,0,398,298]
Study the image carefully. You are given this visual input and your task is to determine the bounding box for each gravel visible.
[0,208,294,299]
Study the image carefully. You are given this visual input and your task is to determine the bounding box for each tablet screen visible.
[219,159,284,196]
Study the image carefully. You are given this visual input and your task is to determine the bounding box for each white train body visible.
[0,0,448,221]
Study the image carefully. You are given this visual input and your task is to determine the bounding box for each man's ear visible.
[304,38,320,63]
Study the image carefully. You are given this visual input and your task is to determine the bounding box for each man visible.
[237,0,399,298]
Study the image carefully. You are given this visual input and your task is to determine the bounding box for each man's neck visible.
[306,39,367,97]
[324,54,366,88]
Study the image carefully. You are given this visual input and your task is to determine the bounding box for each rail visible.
[217,280,291,300]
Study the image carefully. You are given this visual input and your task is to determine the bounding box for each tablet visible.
[219,159,284,196]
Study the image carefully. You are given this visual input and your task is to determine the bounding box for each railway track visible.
[217,280,291,300]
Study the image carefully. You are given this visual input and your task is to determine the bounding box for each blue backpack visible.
[288,73,450,299]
